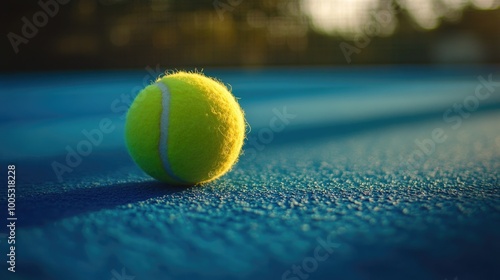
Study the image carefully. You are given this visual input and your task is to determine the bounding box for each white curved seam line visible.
[157,82,186,183]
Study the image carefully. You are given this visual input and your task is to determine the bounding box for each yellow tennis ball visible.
[125,71,245,185]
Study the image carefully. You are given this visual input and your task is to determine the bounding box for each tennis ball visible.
[125,71,245,185]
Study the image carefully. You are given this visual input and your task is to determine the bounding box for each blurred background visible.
[2,2,500,280]
[3,0,500,71]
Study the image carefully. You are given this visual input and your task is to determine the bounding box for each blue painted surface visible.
[0,67,499,280]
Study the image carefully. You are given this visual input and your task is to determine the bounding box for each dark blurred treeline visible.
[2,0,500,72]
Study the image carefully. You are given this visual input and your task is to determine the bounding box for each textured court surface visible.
[0,67,499,280]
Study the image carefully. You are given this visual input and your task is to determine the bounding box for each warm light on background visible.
[3,0,500,70]
[303,0,500,36]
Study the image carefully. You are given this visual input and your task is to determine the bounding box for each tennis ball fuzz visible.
[125,71,245,185]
